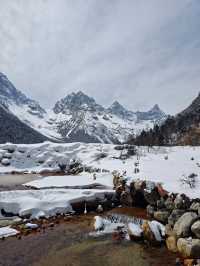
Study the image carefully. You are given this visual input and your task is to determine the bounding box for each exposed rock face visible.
[173,212,198,238]
[191,221,200,238]
[177,238,200,259]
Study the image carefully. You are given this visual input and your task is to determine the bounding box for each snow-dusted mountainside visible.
[0,73,167,143]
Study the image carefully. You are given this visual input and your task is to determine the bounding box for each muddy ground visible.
[0,212,177,266]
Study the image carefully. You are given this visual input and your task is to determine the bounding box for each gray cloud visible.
[0,0,200,114]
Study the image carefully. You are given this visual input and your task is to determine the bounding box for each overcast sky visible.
[0,0,200,114]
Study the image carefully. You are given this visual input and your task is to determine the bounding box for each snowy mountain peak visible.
[53,91,104,114]
[0,72,46,118]
[108,100,133,119]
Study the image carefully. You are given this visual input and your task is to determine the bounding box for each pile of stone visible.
[113,175,200,260]
[146,192,200,259]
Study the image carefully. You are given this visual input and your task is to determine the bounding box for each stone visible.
[144,187,160,206]
[174,212,197,237]
[177,238,200,259]
[134,180,146,191]
[165,224,175,236]
[168,209,185,226]
[142,220,156,244]
[157,198,165,209]
[154,210,169,224]
[166,235,178,253]
[1,158,10,166]
[165,197,175,211]
[191,220,200,238]
[183,259,196,266]
[190,202,200,214]
[120,191,133,207]
[128,223,143,241]
[174,195,185,209]
[146,205,155,218]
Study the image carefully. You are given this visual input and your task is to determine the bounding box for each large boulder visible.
[154,210,170,224]
[173,212,197,237]
[142,220,165,245]
[191,220,200,239]
[174,194,191,210]
[128,223,143,241]
[166,235,178,253]
[177,238,200,259]
[168,209,185,226]
[190,202,200,215]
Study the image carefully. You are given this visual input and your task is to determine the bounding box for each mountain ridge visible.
[0,72,167,144]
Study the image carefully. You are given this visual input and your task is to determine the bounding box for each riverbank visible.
[0,212,177,266]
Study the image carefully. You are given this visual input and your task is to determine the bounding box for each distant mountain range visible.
[0,72,167,144]
[129,92,200,146]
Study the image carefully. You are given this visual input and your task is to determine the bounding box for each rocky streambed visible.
[113,175,200,263]
[0,211,178,266]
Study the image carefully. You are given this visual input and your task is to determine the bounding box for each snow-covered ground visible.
[25,172,113,189]
[0,142,200,198]
[0,189,113,219]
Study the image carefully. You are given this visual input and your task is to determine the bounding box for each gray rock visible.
[165,197,175,211]
[190,202,200,215]
[168,209,185,226]
[173,212,198,237]
[146,205,155,218]
[191,220,200,238]
[154,210,170,224]
[157,198,165,210]
[177,238,200,259]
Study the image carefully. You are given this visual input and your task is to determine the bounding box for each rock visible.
[168,209,185,226]
[157,198,165,209]
[144,187,160,206]
[191,220,200,238]
[96,204,103,213]
[128,223,143,241]
[165,224,175,236]
[120,191,133,207]
[183,259,196,266]
[142,220,165,245]
[177,238,200,259]
[174,194,190,210]
[154,210,170,224]
[174,212,198,237]
[146,205,155,218]
[3,152,12,159]
[134,180,146,191]
[190,202,200,214]
[166,235,178,253]
[24,223,39,229]
[165,197,175,211]
[142,220,156,244]
[1,158,10,166]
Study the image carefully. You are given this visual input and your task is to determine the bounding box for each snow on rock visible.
[148,221,165,242]
[24,223,39,229]
[128,223,143,237]
[0,189,114,219]
[0,226,19,238]
[25,173,113,189]
[94,216,104,231]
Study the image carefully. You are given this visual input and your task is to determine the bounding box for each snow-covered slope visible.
[0,142,200,198]
[0,73,167,143]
